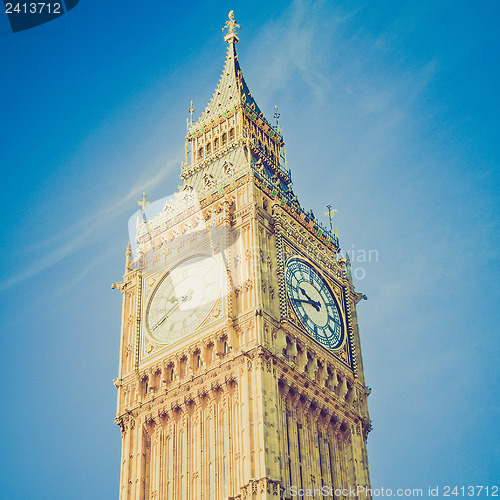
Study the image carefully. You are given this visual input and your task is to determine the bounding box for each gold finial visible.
[188,100,195,125]
[274,105,280,128]
[125,242,131,273]
[138,193,149,216]
[222,10,241,43]
[324,205,337,232]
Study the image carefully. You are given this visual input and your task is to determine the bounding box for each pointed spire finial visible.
[222,10,241,43]
[125,242,132,273]
[138,193,149,220]
[188,100,195,125]
[274,105,280,129]
[324,205,337,232]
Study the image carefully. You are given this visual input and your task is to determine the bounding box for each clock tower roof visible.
[188,11,281,143]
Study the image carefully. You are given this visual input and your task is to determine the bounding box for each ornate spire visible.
[138,193,149,221]
[189,11,277,139]
[274,105,280,128]
[325,205,337,232]
[188,100,195,125]
[182,10,287,191]
[125,242,131,273]
[222,10,241,44]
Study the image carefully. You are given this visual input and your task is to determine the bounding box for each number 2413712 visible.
[5,3,62,14]
[444,486,499,496]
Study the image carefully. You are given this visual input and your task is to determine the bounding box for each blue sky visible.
[1,1,499,498]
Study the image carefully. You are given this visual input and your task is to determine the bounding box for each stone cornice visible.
[260,342,369,422]
[116,352,247,420]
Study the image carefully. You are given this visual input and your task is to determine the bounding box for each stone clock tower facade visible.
[114,12,372,500]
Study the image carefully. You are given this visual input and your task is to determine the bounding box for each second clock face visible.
[146,254,223,344]
[285,257,345,350]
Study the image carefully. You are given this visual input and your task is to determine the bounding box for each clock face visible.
[146,254,223,344]
[285,257,345,350]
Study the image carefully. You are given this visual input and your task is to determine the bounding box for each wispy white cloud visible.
[246,0,438,114]
[246,0,351,100]
[0,156,179,294]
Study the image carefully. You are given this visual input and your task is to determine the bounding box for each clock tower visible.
[114,11,372,500]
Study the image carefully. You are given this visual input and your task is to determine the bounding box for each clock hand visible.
[152,289,196,330]
[151,289,196,331]
[151,297,180,331]
[298,287,321,311]
[293,297,318,307]
[180,289,194,303]
[292,297,321,311]
[299,286,314,301]
[151,315,168,331]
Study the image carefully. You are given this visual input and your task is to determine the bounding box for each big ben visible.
[113,11,372,500]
